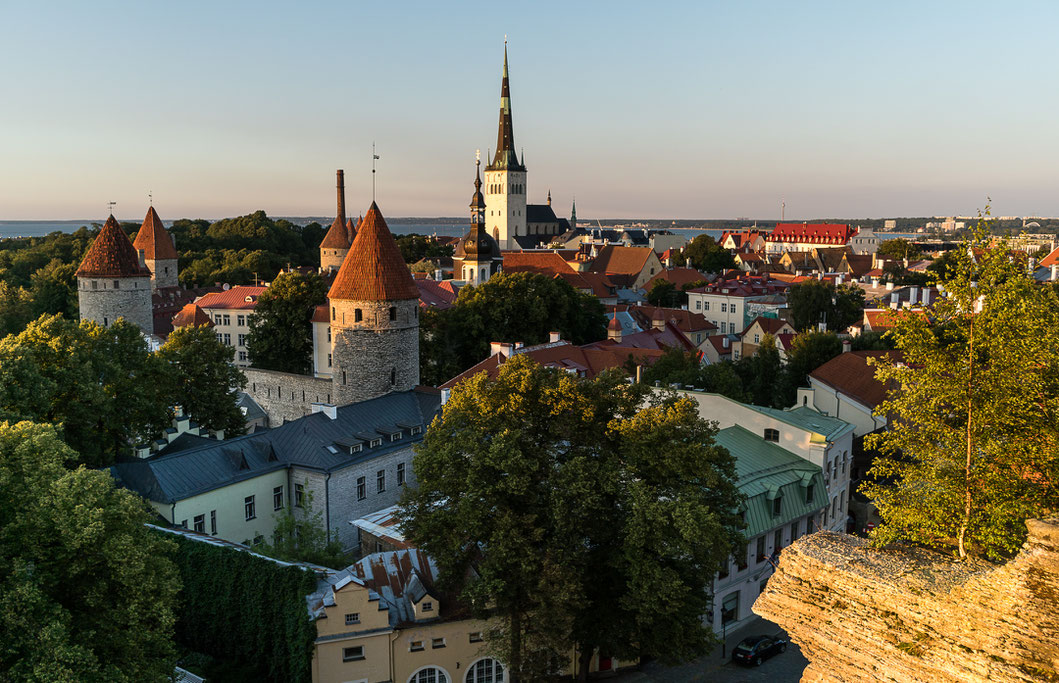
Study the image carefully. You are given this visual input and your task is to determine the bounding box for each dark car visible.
[732,635,788,666]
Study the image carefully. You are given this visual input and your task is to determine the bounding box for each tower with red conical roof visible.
[320,170,353,272]
[133,205,179,290]
[76,214,153,333]
[327,201,420,405]
[485,42,527,250]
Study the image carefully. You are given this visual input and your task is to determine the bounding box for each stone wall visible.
[331,298,419,406]
[77,275,153,334]
[145,257,178,289]
[753,519,1059,682]
[320,247,348,273]
[243,368,333,426]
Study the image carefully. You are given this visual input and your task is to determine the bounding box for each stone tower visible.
[485,43,526,250]
[320,169,353,272]
[327,201,420,405]
[453,155,502,284]
[132,205,178,290]
[76,214,153,334]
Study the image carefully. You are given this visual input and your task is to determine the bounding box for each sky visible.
[2,0,1058,221]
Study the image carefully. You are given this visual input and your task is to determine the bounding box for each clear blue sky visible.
[2,1,1057,220]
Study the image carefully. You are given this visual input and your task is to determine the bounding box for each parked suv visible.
[732,635,788,666]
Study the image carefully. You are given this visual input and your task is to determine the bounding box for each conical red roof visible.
[76,215,151,278]
[346,217,357,243]
[321,214,353,249]
[172,303,213,328]
[608,314,622,331]
[132,206,177,260]
[328,202,418,301]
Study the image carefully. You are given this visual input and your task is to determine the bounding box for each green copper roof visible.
[715,425,828,538]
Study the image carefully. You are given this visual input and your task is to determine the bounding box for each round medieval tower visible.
[76,214,154,334]
[327,201,420,405]
[320,169,353,272]
[132,205,179,290]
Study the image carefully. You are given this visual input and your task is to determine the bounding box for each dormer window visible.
[772,495,782,517]
[410,426,422,436]
[390,433,402,442]
[350,444,363,454]
[370,438,382,448]
[764,428,779,442]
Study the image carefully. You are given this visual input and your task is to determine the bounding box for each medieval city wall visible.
[243,368,333,426]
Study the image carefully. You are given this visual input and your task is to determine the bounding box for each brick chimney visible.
[336,169,346,222]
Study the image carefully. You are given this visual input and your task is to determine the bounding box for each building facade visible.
[196,285,266,366]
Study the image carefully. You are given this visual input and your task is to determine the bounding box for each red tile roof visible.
[502,251,575,275]
[1040,246,1059,268]
[809,350,901,409]
[555,271,616,298]
[132,206,178,260]
[741,316,794,337]
[416,279,458,309]
[614,304,716,334]
[312,304,329,323]
[196,285,267,310]
[320,212,354,249]
[76,215,152,278]
[586,245,654,275]
[328,202,419,301]
[767,223,853,245]
[171,303,213,329]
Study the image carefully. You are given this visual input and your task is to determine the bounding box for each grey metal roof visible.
[111,389,442,504]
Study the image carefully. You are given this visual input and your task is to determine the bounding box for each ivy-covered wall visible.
[167,533,320,683]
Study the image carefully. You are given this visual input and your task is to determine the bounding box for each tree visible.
[877,238,922,262]
[0,315,172,467]
[246,271,327,374]
[0,421,179,681]
[850,330,894,351]
[258,485,347,569]
[735,333,783,407]
[786,279,865,333]
[683,235,736,274]
[400,355,744,681]
[862,224,1059,560]
[419,272,607,385]
[636,348,748,402]
[158,325,247,436]
[778,331,843,405]
[646,280,681,307]
[0,281,33,337]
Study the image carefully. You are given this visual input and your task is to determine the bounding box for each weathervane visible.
[372,142,380,201]
[475,148,480,164]
[148,190,153,207]
[107,201,117,216]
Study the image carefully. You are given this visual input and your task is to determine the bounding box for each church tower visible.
[485,43,526,250]
[571,197,577,229]
[453,154,502,284]
[76,214,153,334]
[320,170,353,272]
[132,205,178,290]
[327,201,420,405]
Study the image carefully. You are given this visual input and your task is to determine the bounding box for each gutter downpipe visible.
[325,472,332,544]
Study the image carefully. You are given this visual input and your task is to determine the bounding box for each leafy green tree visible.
[786,279,865,333]
[258,485,347,569]
[850,330,894,351]
[419,272,607,385]
[0,315,171,467]
[29,260,78,319]
[734,333,783,407]
[395,233,455,264]
[0,281,33,337]
[877,238,922,262]
[926,249,960,281]
[0,421,179,681]
[778,331,843,405]
[400,355,743,681]
[683,235,736,274]
[158,325,247,436]
[246,271,327,374]
[862,225,1059,560]
[636,348,748,402]
[646,280,681,307]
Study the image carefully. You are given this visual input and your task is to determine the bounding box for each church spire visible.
[488,41,525,172]
[470,151,485,226]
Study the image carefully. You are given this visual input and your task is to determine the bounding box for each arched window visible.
[389,306,397,321]
[466,658,504,683]
[410,668,449,683]
[355,309,363,323]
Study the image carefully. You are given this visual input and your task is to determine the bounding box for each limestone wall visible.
[331,299,419,406]
[753,519,1059,682]
[77,276,153,334]
[243,368,333,425]
[145,257,178,289]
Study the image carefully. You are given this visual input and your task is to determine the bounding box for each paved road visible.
[613,616,807,683]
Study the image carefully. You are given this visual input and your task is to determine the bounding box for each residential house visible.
[686,275,790,335]
[798,349,897,443]
[720,229,767,253]
[110,389,442,552]
[734,317,796,361]
[643,267,708,294]
[848,225,880,255]
[585,245,664,290]
[195,285,267,366]
[673,390,855,535]
[707,425,829,631]
[701,334,734,364]
[612,304,717,352]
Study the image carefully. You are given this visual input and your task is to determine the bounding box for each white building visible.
[195,285,266,367]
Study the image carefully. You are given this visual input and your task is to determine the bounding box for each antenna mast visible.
[107,201,117,216]
[372,142,380,202]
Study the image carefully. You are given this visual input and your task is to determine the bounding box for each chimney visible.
[336,169,346,221]
[635,364,643,383]
[1052,264,1059,281]
[434,269,442,281]
[490,341,504,357]
[549,331,561,343]
[842,339,852,353]
[871,276,880,288]
[908,286,919,305]
[890,292,899,310]
[665,256,672,268]
[311,403,338,420]
[722,336,730,349]
[885,281,894,291]
[440,387,451,405]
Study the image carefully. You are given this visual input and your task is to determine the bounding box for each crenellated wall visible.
[753,519,1059,682]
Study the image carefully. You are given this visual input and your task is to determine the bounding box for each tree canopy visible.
[862,224,1059,560]
[786,279,865,333]
[0,421,179,681]
[400,355,744,681]
[246,271,327,375]
[158,325,248,436]
[418,272,607,386]
[877,238,922,262]
[682,235,736,274]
